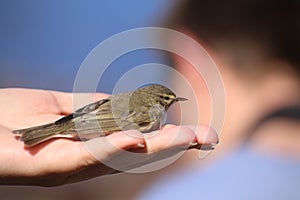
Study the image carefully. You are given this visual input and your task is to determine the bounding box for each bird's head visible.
[139,84,188,110]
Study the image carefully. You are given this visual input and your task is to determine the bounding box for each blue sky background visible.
[0,0,175,93]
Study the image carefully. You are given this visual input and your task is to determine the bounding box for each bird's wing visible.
[55,97,129,134]
[54,98,110,125]
[76,107,153,134]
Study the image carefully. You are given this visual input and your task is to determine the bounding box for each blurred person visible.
[138,0,300,199]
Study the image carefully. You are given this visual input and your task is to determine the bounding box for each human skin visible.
[0,88,218,186]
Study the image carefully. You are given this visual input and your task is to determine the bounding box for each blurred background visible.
[0,1,178,199]
[0,0,175,93]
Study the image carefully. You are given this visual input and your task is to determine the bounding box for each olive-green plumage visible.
[13,84,187,146]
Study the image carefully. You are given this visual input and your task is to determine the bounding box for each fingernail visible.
[199,144,216,151]
[189,142,198,146]
[136,143,145,148]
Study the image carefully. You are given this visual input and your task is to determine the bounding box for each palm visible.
[0,89,110,185]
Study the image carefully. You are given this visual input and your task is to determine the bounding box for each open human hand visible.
[0,88,218,186]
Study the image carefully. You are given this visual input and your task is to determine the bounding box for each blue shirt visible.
[139,147,300,200]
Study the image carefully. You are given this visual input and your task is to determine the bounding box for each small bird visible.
[13,84,187,147]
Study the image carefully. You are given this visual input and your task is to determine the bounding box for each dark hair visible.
[168,0,300,74]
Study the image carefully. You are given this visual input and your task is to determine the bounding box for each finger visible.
[144,125,219,154]
[74,125,218,176]
[186,125,219,145]
[144,125,195,153]
[80,130,145,164]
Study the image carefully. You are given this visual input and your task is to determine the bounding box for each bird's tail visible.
[13,123,68,147]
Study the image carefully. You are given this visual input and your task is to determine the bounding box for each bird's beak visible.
[176,97,188,101]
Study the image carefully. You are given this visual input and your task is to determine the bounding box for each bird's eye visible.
[158,95,172,101]
[164,96,170,100]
